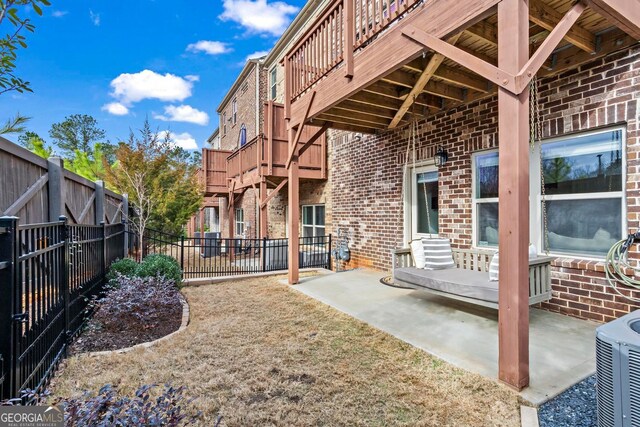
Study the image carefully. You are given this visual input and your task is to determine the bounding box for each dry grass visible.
[51,275,523,426]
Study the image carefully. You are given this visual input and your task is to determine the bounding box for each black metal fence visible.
[0,216,125,401]
[131,227,331,279]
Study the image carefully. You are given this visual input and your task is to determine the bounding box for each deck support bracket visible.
[402,1,586,95]
[260,178,289,209]
[286,91,316,169]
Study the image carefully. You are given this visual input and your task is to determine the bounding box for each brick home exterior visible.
[329,44,640,323]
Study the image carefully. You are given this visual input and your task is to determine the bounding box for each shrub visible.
[106,258,139,283]
[136,254,182,285]
[56,384,201,426]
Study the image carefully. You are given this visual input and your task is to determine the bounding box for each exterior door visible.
[411,166,439,239]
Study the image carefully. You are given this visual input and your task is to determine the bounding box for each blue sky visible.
[1,0,305,151]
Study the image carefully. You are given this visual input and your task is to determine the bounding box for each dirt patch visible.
[52,275,523,426]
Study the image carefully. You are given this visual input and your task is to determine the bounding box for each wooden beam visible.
[287,126,300,285]
[385,69,465,101]
[497,0,530,391]
[297,122,330,158]
[260,178,288,208]
[516,1,587,92]
[465,21,498,46]
[529,0,596,53]
[344,0,354,78]
[332,100,401,119]
[363,81,405,99]
[3,173,48,216]
[317,113,388,129]
[286,91,316,169]
[584,0,640,39]
[289,0,502,126]
[403,25,516,92]
[348,91,406,110]
[322,121,379,134]
[435,64,490,92]
[259,180,268,239]
[390,34,461,128]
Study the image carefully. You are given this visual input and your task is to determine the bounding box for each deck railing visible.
[226,135,261,182]
[286,0,419,102]
[203,148,233,196]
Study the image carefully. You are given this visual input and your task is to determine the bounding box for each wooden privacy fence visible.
[0,137,128,226]
[0,217,126,401]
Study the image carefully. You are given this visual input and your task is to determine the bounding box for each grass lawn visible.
[52,274,524,426]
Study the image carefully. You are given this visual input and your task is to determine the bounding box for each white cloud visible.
[186,40,231,55]
[245,50,269,61]
[154,105,209,126]
[185,75,200,82]
[109,70,194,105]
[220,0,299,36]
[52,10,68,18]
[158,131,198,150]
[89,10,100,26]
[102,102,129,116]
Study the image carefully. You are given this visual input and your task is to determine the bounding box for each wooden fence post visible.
[48,158,65,222]
[95,180,105,225]
[0,216,18,400]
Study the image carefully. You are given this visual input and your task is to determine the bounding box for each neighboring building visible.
[207,128,220,149]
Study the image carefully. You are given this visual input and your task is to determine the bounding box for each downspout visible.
[255,61,261,239]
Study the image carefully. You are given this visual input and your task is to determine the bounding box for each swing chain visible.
[530,76,550,255]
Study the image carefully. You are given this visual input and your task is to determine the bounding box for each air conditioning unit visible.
[596,310,640,427]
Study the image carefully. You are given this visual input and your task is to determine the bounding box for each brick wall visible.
[219,64,260,151]
[329,44,640,322]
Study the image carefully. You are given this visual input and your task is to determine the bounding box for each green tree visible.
[17,130,41,148]
[66,143,109,181]
[31,134,52,158]
[104,120,202,238]
[1,0,50,95]
[49,114,106,157]
[0,113,29,135]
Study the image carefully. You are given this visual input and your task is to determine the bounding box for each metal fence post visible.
[0,216,18,400]
[100,221,106,279]
[59,215,70,343]
[180,235,185,272]
[262,237,267,272]
[328,234,332,270]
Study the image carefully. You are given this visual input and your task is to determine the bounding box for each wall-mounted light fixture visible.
[434,146,448,168]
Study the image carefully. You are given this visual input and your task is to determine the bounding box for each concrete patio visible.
[291,268,598,405]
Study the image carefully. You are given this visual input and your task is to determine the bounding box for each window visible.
[270,68,277,100]
[239,124,247,147]
[302,205,325,237]
[235,208,244,235]
[472,128,625,257]
[410,166,439,239]
[232,98,237,125]
[222,113,227,136]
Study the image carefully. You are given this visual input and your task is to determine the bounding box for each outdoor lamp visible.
[434,146,448,168]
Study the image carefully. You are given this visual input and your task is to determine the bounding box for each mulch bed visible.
[72,294,183,353]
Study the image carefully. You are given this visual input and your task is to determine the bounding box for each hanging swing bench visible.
[389,81,555,309]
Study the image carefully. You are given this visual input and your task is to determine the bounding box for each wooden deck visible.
[285,0,639,132]
[281,0,640,390]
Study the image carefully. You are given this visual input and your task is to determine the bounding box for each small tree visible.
[104,120,202,241]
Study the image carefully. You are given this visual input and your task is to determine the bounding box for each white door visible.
[411,166,439,240]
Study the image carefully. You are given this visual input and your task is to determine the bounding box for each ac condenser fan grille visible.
[596,336,615,427]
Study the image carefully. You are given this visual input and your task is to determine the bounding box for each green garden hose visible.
[605,234,640,303]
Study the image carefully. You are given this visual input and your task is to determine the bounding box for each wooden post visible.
[497,0,530,391]
[95,180,105,225]
[47,157,65,222]
[260,180,268,239]
[287,125,300,284]
[344,0,354,78]
[199,207,205,233]
[267,101,274,175]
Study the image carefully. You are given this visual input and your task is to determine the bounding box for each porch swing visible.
[386,83,554,309]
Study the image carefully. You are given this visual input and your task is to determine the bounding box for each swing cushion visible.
[410,240,427,269]
[422,238,455,270]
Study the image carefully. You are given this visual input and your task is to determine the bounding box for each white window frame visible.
[471,126,626,259]
[270,67,277,100]
[471,149,499,249]
[403,162,439,243]
[302,204,326,237]
[222,112,227,136]
[232,98,237,125]
[235,208,244,236]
